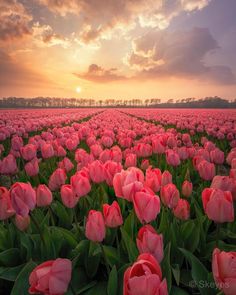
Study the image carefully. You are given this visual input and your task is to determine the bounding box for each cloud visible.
[74,64,127,83]
[37,0,212,44]
[32,22,71,48]
[125,27,236,84]
[0,0,32,42]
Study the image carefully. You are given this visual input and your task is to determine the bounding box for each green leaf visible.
[20,232,33,261]
[83,281,107,295]
[11,260,37,295]
[107,265,118,295]
[172,264,180,286]
[52,201,72,228]
[103,246,120,268]
[0,248,21,267]
[120,227,138,262]
[85,242,101,278]
[170,286,189,295]
[179,248,215,295]
[180,219,200,253]
[0,264,25,281]
[161,242,172,293]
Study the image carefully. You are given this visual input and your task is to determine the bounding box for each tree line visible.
[0,96,235,108]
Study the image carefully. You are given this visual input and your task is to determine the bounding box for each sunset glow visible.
[0,0,236,100]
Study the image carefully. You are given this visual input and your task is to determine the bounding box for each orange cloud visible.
[0,0,32,42]
[74,64,128,83]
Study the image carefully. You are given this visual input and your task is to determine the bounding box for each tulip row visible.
[0,108,235,295]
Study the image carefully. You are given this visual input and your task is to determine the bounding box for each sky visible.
[0,0,236,100]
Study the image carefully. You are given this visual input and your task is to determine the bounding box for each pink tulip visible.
[145,167,162,193]
[173,199,190,220]
[124,153,137,168]
[0,187,15,220]
[136,225,164,263]
[25,158,39,177]
[88,160,105,183]
[71,171,91,198]
[197,160,215,181]
[41,143,54,159]
[211,175,236,200]
[133,187,160,224]
[202,188,234,223]
[212,248,236,295]
[0,154,18,175]
[48,168,66,191]
[10,182,36,217]
[104,161,122,186]
[20,144,37,161]
[160,183,180,209]
[36,184,52,207]
[29,258,72,295]
[61,184,78,208]
[113,167,144,202]
[58,157,74,172]
[103,201,123,228]
[85,210,106,242]
[161,170,172,186]
[210,148,224,165]
[123,253,168,295]
[182,180,193,198]
[141,159,150,170]
[15,214,30,231]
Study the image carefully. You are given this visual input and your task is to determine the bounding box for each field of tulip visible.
[0,108,236,295]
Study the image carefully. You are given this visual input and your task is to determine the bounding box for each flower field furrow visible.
[0,108,235,295]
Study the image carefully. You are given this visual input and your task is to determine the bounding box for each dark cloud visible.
[126,27,236,84]
[38,0,211,44]
[74,64,127,83]
[0,0,32,42]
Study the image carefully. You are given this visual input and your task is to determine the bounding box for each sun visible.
[76,86,82,93]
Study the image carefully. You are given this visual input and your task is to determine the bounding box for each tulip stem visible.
[100,243,110,278]
[49,205,55,226]
[30,213,46,248]
[73,208,79,232]
[216,223,220,247]
[115,228,120,262]
[69,282,76,295]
